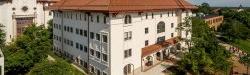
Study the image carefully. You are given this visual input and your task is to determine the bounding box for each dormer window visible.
[124,15,132,24]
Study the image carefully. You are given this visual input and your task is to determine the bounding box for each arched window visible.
[157,21,165,33]
[123,64,133,75]
[124,15,132,24]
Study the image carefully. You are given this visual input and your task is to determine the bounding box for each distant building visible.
[202,15,224,31]
[51,0,196,75]
[0,0,59,42]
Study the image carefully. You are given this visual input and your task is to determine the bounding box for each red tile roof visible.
[37,0,60,2]
[142,38,177,57]
[50,0,197,13]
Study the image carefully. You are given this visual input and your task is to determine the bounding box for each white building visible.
[0,0,59,42]
[51,0,196,75]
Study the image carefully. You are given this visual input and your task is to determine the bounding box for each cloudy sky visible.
[187,0,250,7]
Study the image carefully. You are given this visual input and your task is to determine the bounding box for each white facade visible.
[0,0,55,42]
[53,9,192,75]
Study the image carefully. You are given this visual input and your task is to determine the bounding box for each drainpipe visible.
[86,12,90,74]
[60,10,64,57]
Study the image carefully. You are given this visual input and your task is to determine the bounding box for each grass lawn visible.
[47,51,87,75]
[233,39,250,54]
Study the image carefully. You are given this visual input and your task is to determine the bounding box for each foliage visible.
[219,19,250,42]
[240,54,250,67]
[0,24,5,48]
[233,39,250,54]
[28,60,84,75]
[175,17,232,75]
[197,3,212,14]
[3,24,51,75]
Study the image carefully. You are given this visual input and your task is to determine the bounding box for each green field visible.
[233,39,250,54]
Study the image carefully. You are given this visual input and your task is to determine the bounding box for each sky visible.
[187,0,250,7]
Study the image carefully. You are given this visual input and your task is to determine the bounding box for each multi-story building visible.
[0,0,59,42]
[203,15,224,31]
[51,0,196,75]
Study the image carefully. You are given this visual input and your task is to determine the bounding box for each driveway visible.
[133,62,174,75]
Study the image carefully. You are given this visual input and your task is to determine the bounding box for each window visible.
[171,23,174,28]
[146,13,148,19]
[84,61,88,68]
[67,26,69,32]
[90,15,93,22]
[90,65,95,73]
[76,28,79,34]
[124,49,132,58]
[103,16,107,24]
[90,49,95,56]
[84,46,88,52]
[59,25,61,30]
[145,40,149,46]
[168,12,170,17]
[102,53,108,62]
[152,13,154,19]
[90,32,94,39]
[66,39,70,45]
[97,15,99,23]
[157,36,165,43]
[124,31,132,40]
[84,13,87,21]
[96,51,101,59]
[145,28,149,34]
[80,29,83,35]
[70,27,73,33]
[76,43,79,49]
[172,11,174,16]
[103,72,107,75]
[124,15,132,24]
[102,35,108,43]
[171,33,174,37]
[80,44,83,51]
[157,21,165,33]
[80,13,82,20]
[96,33,100,41]
[64,26,66,31]
[96,69,101,75]
[84,30,88,37]
[70,41,73,46]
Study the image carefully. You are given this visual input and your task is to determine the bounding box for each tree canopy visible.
[28,60,84,75]
[176,17,232,75]
[3,24,51,75]
[197,3,212,14]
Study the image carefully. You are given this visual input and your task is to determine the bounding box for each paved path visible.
[134,62,174,75]
[47,55,55,61]
[71,64,87,75]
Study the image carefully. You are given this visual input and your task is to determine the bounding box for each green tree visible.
[3,24,51,75]
[220,19,250,42]
[198,3,212,14]
[28,60,84,75]
[175,17,232,75]
[0,24,5,48]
